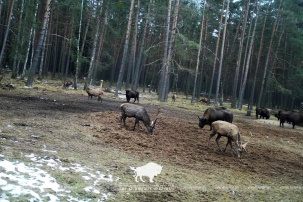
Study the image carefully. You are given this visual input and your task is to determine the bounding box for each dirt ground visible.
[0,83,303,201]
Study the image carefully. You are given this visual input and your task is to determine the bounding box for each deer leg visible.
[215,135,222,152]
[120,116,126,127]
[133,118,139,130]
[208,131,217,146]
[229,141,235,157]
[224,139,231,152]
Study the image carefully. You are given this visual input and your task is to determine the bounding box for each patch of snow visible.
[42,148,58,153]
[0,159,62,201]
[0,178,7,186]
[84,186,100,194]
[83,176,91,180]
[59,166,70,171]
[0,153,116,201]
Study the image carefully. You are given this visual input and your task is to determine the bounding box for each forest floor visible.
[0,78,303,201]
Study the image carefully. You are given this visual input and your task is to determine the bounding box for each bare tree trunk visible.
[207,0,225,104]
[159,0,180,102]
[38,11,51,80]
[64,35,72,82]
[248,0,271,110]
[231,0,250,108]
[198,17,208,98]
[110,38,123,84]
[133,0,153,90]
[21,1,38,79]
[191,0,206,104]
[215,0,230,106]
[87,1,103,84]
[12,0,25,78]
[74,0,84,90]
[0,0,15,71]
[93,4,108,83]
[26,0,51,87]
[158,0,172,100]
[238,0,260,110]
[257,0,282,107]
[239,1,254,93]
[21,28,33,79]
[264,24,285,107]
[115,0,135,96]
[52,14,59,79]
[126,0,140,90]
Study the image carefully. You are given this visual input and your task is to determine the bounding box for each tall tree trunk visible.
[264,24,285,107]
[64,35,72,83]
[0,0,15,71]
[115,0,135,96]
[133,0,153,90]
[238,0,260,110]
[21,28,33,79]
[191,0,206,104]
[126,0,140,90]
[207,0,225,104]
[93,4,108,83]
[26,0,52,87]
[231,0,250,108]
[215,0,230,106]
[248,0,271,110]
[12,0,25,78]
[38,11,51,80]
[239,1,254,93]
[158,0,172,100]
[198,17,208,98]
[74,0,84,90]
[21,1,38,80]
[52,14,59,79]
[87,1,103,85]
[110,38,123,84]
[257,0,282,107]
[159,0,180,102]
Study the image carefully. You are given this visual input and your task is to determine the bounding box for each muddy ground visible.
[0,82,303,201]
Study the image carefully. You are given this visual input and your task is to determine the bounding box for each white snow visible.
[0,152,118,201]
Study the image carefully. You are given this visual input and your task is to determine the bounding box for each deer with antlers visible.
[208,121,252,158]
[120,103,160,135]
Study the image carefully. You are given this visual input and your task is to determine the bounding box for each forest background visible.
[0,0,303,110]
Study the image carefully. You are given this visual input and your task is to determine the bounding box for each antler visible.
[156,108,161,116]
[241,132,253,152]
